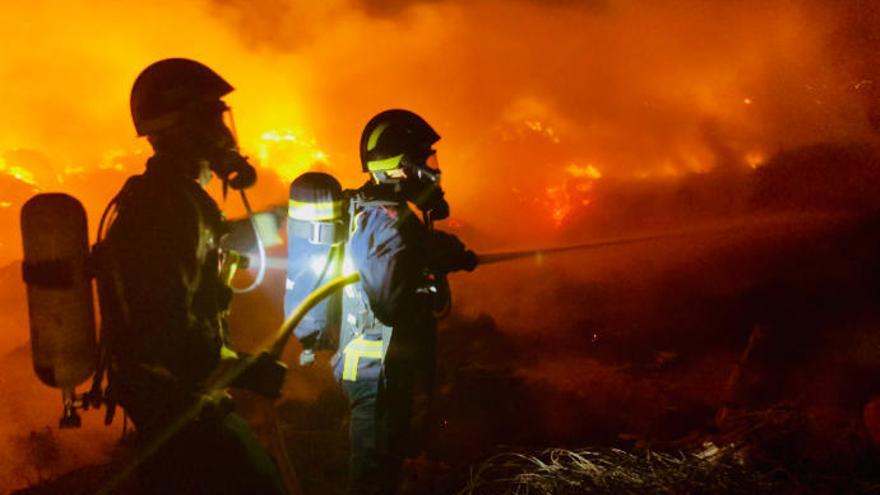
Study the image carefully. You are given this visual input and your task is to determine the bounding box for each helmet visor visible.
[222,105,239,146]
[425,150,439,171]
[412,150,441,184]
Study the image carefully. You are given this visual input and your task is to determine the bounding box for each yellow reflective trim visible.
[343,352,359,381]
[289,199,343,221]
[367,122,390,152]
[348,341,382,355]
[341,335,384,381]
[366,154,403,172]
[350,211,364,235]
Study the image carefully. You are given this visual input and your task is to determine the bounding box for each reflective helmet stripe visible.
[366,122,390,152]
[288,199,343,221]
[341,335,383,381]
[366,154,404,172]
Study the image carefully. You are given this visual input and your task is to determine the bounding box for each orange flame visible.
[257,129,329,184]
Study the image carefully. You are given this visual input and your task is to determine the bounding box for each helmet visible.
[130,58,234,137]
[359,109,440,173]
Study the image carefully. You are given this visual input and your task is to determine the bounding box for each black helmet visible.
[130,58,234,137]
[359,109,440,173]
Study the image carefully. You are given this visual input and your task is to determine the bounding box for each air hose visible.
[231,189,268,294]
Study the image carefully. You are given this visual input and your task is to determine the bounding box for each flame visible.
[565,163,602,180]
[257,129,329,184]
[523,120,561,144]
[546,184,572,227]
[0,2,872,256]
[745,151,766,169]
[0,157,38,187]
[542,163,602,227]
[0,2,878,490]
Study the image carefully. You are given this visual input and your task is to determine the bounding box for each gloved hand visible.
[231,352,287,399]
[426,231,478,273]
[298,349,316,367]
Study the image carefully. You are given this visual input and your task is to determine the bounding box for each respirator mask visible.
[400,150,449,222]
[212,103,257,193]
[179,100,257,193]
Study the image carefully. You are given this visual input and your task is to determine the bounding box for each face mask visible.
[401,176,449,221]
[399,151,449,220]
[209,145,257,191]
[187,102,257,191]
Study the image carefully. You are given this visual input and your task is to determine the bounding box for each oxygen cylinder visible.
[285,172,346,357]
[20,194,97,393]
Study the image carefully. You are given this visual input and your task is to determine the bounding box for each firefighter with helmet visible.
[94,58,287,494]
[338,109,476,494]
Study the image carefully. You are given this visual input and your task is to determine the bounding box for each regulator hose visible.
[231,189,268,294]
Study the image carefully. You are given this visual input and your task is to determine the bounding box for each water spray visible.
[476,231,690,266]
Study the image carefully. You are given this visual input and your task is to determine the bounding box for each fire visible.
[565,164,602,180]
[0,157,38,187]
[523,120,561,144]
[0,0,870,258]
[0,1,878,491]
[546,184,572,227]
[256,129,329,184]
[745,152,766,169]
[544,163,602,228]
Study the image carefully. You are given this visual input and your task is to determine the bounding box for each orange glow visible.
[1,2,880,491]
[745,151,767,169]
[546,185,572,227]
[257,129,329,184]
[0,0,876,261]
[0,158,38,187]
[565,163,603,180]
[541,163,602,227]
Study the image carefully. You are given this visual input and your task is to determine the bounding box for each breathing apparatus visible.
[283,172,347,366]
[129,58,264,292]
[17,59,275,429]
[360,108,450,222]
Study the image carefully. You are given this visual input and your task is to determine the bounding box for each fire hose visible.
[475,231,689,266]
[100,212,838,494]
[97,272,361,495]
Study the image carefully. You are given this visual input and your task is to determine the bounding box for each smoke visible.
[0,0,877,258]
[1,0,880,490]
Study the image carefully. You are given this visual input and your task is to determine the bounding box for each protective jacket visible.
[95,156,231,430]
[333,183,436,383]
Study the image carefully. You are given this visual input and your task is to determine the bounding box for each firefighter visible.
[338,109,476,494]
[94,58,286,494]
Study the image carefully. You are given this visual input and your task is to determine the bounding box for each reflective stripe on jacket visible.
[333,186,435,382]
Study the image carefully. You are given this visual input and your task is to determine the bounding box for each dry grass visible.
[458,446,775,495]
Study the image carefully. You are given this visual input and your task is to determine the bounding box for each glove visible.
[231,352,287,399]
[426,231,477,273]
[298,349,316,367]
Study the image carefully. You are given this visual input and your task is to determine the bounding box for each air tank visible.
[20,193,97,393]
[285,172,346,360]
